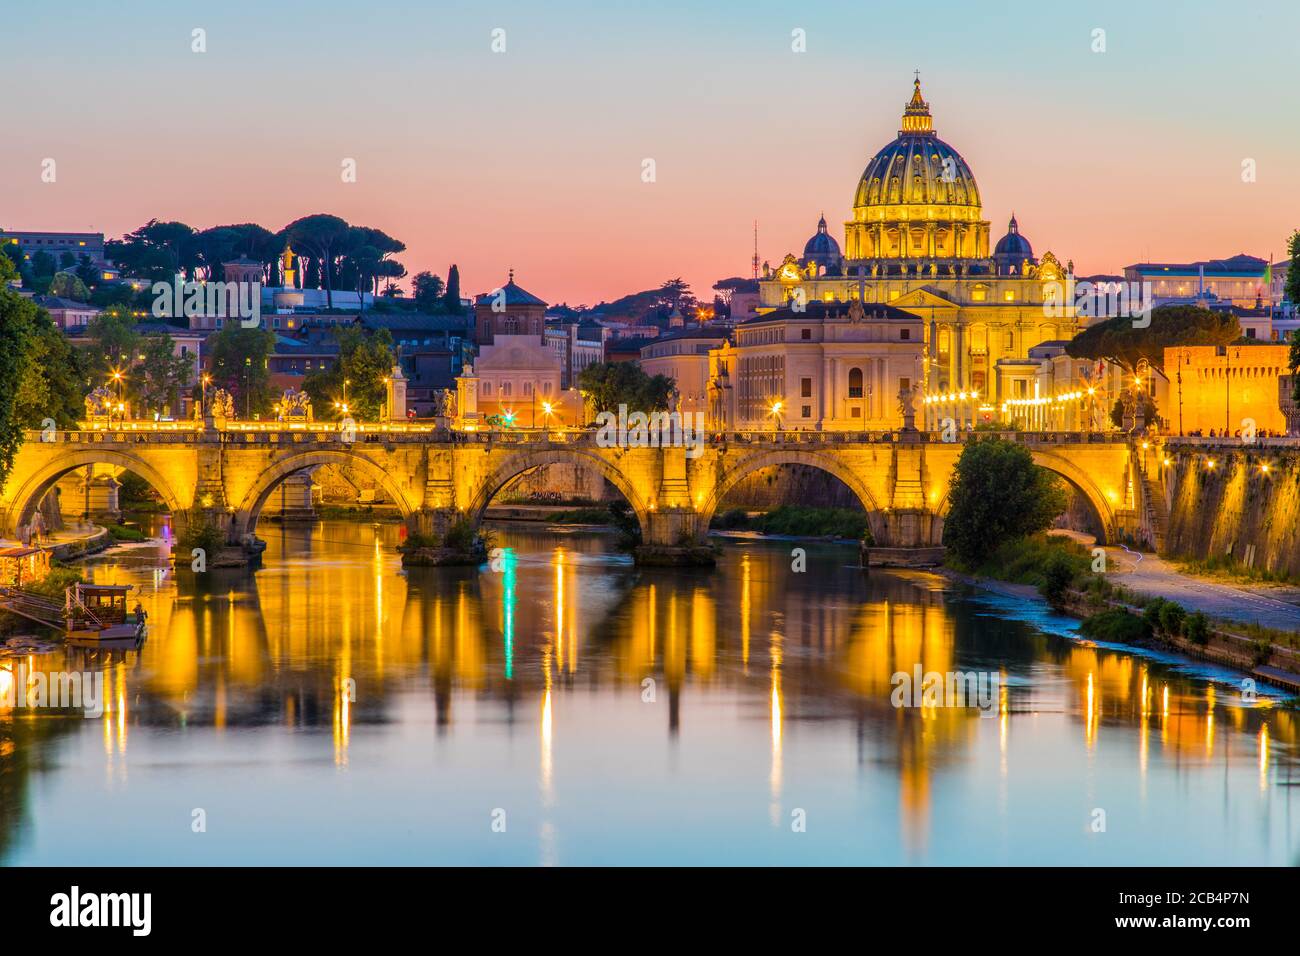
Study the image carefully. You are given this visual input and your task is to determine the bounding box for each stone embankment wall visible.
[1162,447,1300,577]
[714,464,860,511]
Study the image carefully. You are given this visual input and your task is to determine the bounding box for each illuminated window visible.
[1004,290,1015,302]
[971,285,987,302]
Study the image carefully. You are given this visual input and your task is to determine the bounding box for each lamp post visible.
[541,401,556,434]
[243,357,252,420]
[1224,347,1233,437]
[201,373,211,418]
[770,400,784,432]
[111,370,125,422]
[1176,359,1184,437]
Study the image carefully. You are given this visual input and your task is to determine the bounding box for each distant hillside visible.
[577,278,696,326]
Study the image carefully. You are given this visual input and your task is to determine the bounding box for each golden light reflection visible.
[741,553,751,671]
[1259,723,1269,791]
[769,658,783,825]
[1085,672,1095,748]
[540,686,554,801]
[334,676,351,768]
[1205,685,1215,758]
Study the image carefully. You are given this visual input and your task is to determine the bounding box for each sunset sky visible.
[3,0,1297,306]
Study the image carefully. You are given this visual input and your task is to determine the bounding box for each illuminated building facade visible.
[640,328,730,417]
[757,78,1079,406]
[1125,255,1276,309]
[1158,344,1292,436]
[470,273,578,426]
[706,300,923,430]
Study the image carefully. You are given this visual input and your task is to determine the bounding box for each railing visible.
[26,425,1140,448]
[1161,435,1300,448]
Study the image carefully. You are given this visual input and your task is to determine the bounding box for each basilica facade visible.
[754,78,1079,409]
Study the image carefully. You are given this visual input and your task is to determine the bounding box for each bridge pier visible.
[633,508,717,567]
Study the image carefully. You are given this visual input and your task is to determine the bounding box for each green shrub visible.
[27,566,83,600]
[444,518,489,554]
[107,523,147,542]
[952,534,1094,591]
[748,506,870,539]
[401,531,439,550]
[1079,608,1150,644]
[712,508,750,530]
[1158,601,1186,638]
[547,507,616,524]
[1143,598,1170,633]
[1251,638,1273,666]
[178,519,224,556]
[1038,550,1078,609]
[1184,611,1210,645]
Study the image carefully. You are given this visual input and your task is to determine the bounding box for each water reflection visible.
[0,519,1297,865]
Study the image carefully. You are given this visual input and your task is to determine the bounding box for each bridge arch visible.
[697,448,888,543]
[1028,450,1117,544]
[466,448,651,535]
[3,448,190,536]
[233,449,417,537]
[932,448,1117,545]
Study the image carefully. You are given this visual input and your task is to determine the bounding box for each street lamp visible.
[111,369,125,421]
[201,373,211,418]
[541,400,556,433]
[770,400,784,432]
[243,357,252,419]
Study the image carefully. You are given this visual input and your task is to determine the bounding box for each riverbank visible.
[939,536,1300,693]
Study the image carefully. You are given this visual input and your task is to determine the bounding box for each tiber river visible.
[1,519,1297,865]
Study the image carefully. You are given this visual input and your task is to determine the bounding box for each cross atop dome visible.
[901,74,933,134]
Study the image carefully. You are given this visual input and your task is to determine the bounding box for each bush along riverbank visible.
[948,534,1300,693]
[710,505,871,540]
[399,519,491,567]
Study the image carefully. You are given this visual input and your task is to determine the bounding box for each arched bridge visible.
[0,424,1159,561]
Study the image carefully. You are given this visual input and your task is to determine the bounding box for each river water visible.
[1,519,1297,865]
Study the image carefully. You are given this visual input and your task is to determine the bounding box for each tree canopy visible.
[1065,303,1240,374]
[0,256,88,485]
[942,437,1070,566]
[577,360,675,416]
[302,325,396,421]
[206,326,276,417]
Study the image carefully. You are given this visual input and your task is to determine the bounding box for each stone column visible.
[386,364,408,421]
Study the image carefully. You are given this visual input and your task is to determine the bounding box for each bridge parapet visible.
[5,423,1146,565]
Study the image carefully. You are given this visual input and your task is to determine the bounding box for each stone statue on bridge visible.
[211,388,235,421]
[84,386,115,422]
[276,388,313,422]
[898,383,919,432]
[433,388,456,419]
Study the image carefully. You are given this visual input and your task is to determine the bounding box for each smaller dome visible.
[994,214,1033,258]
[802,214,842,259]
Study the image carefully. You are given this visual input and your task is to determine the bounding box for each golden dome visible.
[853,77,981,213]
[843,77,990,262]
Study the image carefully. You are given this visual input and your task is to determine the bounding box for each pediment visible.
[892,287,958,310]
